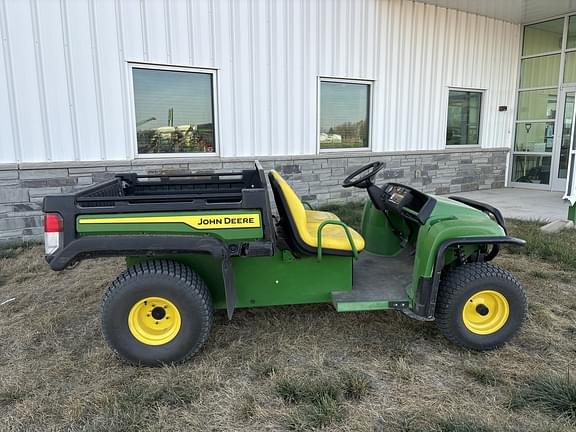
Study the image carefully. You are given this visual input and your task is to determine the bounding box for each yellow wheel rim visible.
[128,296,182,346]
[462,290,510,335]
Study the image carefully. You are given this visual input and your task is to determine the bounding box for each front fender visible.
[409,215,524,318]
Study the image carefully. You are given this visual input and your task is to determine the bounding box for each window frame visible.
[445,87,485,148]
[317,76,374,154]
[127,62,220,159]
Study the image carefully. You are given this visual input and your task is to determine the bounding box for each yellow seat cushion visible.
[305,221,365,251]
[305,210,340,223]
[270,170,364,252]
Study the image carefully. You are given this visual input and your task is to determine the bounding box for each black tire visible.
[101,260,213,366]
[435,262,527,351]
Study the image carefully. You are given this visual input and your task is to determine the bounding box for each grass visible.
[275,371,367,429]
[504,219,576,270]
[320,201,364,229]
[512,374,576,420]
[1,202,576,431]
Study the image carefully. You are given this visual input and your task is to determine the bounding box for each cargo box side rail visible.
[42,163,276,269]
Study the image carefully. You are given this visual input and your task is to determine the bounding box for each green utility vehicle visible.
[43,161,527,365]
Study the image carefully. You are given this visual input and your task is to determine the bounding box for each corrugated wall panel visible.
[0,0,17,163]
[35,0,74,162]
[64,0,102,161]
[0,0,520,163]
[5,0,46,162]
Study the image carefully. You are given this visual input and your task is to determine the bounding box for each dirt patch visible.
[0,247,575,431]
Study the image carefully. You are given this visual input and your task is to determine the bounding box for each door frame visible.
[551,85,576,191]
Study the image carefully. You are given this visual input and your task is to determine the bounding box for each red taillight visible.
[44,213,63,233]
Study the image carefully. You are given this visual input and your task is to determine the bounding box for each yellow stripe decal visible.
[78,213,261,230]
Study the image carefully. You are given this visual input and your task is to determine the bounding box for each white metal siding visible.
[0,0,521,163]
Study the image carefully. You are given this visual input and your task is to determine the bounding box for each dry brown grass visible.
[1,244,575,431]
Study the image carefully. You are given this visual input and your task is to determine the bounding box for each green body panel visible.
[77,210,263,241]
[408,196,506,303]
[569,204,576,223]
[124,196,506,314]
[128,249,353,310]
[360,195,506,308]
[360,201,408,256]
[232,251,352,308]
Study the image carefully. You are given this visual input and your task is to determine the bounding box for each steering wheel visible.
[342,161,384,188]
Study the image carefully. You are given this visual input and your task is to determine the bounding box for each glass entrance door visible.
[551,87,576,191]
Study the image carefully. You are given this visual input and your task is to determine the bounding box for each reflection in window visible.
[522,18,564,56]
[567,16,576,49]
[517,90,557,120]
[446,90,482,146]
[319,81,370,150]
[565,52,576,83]
[559,93,575,179]
[514,123,554,153]
[132,68,215,154]
[512,155,551,184]
[519,55,561,89]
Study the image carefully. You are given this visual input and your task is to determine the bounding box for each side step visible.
[331,290,409,312]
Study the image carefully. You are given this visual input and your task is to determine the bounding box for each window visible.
[565,52,576,83]
[319,79,371,150]
[519,54,561,88]
[566,15,576,49]
[132,66,216,155]
[446,90,482,146]
[522,18,564,56]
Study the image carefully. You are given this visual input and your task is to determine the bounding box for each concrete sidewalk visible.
[452,188,568,222]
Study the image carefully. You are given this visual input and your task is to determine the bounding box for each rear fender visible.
[47,235,238,319]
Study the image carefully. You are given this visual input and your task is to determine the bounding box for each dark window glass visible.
[132,68,215,154]
[512,155,551,184]
[446,90,482,146]
[320,81,370,149]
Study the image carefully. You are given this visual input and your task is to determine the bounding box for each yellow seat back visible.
[269,170,310,242]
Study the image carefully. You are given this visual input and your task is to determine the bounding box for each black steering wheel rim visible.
[342,161,384,188]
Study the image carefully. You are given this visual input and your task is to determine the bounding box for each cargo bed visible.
[43,161,275,271]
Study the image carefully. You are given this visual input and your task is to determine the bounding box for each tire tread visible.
[101,260,213,364]
[435,262,527,350]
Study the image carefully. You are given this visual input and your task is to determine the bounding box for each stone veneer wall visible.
[0,148,508,245]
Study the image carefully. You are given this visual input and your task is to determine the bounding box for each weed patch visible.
[436,417,495,432]
[0,388,26,407]
[319,201,364,230]
[463,365,503,386]
[512,373,576,421]
[286,395,344,431]
[237,394,257,421]
[277,370,370,429]
[505,219,576,270]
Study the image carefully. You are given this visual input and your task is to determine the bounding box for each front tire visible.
[435,263,527,351]
[102,260,213,365]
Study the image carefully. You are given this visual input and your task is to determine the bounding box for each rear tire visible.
[101,260,213,365]
[435,262,527,351]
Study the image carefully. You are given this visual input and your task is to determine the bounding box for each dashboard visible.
[380,183,436,224]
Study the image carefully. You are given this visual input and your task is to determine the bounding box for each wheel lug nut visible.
[155,321,159,325]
